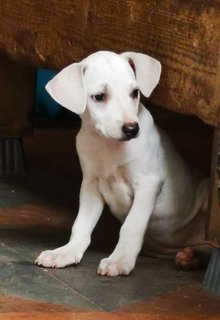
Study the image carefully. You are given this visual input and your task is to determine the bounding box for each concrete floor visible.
[1,117,220,319]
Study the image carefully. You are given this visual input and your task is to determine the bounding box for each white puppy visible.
[36,51,208,276]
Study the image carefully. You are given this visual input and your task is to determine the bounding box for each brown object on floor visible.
[1,286,220,320]
[0,0,219,127]
[122,285,220,319]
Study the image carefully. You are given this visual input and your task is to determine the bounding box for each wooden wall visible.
[0,0,219,126]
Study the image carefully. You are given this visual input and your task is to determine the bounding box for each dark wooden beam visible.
[0,0,219,126]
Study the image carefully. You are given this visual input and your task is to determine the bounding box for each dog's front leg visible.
[36,179,104,268]
[98,176,160,276]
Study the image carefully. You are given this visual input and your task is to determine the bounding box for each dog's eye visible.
[92,93,105,102]
[132,89,139,99]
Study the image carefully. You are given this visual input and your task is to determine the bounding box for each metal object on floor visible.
[0,137,27,176]
[203,248,220,296]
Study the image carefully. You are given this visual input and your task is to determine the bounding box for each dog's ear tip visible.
[154,60,162,80]
[45,81,60,105]
[45,82,51,94]
[76,103,86,115]
[155,59,162,72]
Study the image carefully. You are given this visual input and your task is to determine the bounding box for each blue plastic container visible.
[35,68,61,117]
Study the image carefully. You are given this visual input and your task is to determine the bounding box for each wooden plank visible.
[206,126,220,246]
[0,0,219,126]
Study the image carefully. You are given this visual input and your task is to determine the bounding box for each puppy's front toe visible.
[35,246,82,268]
[97,257,133,276]
[36,250,59,268]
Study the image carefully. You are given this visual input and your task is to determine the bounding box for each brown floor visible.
[0,115,220,319]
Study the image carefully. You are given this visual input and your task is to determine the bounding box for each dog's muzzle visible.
[122,122,139,140]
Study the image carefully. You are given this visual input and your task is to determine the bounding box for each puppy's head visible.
[46,51,161,140]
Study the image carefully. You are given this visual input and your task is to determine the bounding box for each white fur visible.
[36,51,208,276]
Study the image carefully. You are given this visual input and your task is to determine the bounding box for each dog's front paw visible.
[97,257,134,276]
[35,245,83,268]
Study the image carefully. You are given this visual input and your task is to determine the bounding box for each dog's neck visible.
[80,109,98,135]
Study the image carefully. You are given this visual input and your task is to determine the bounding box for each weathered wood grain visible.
[0,0,219,126]
[206,126,220,246]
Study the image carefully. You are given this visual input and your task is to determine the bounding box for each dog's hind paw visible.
[175,246,211,270]
[97,257,134,276]
[35,245,82,268]
[175,247,200,270]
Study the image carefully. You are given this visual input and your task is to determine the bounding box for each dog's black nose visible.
[122,122,139,139]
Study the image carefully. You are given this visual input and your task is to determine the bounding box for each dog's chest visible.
[77,131,135,220]
[98,166,133,221]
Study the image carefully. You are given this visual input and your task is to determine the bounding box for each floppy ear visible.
[121,52,161,97]
[45,63,86,115]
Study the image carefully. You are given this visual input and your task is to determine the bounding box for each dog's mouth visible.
[95,125,140,141]
[120,131,140,141]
